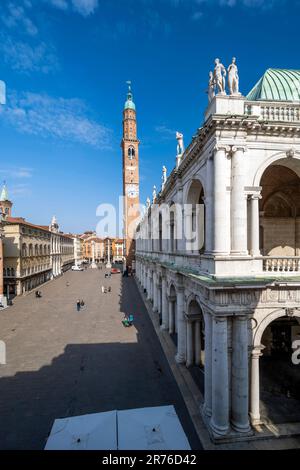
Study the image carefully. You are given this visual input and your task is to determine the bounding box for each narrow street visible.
[0,268,201,449]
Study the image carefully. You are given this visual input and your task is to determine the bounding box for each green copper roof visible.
[0,183,8,202]
[247,69,300,102]
[124,81,136,111]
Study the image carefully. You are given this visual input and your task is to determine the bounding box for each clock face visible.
[127,184,139,198]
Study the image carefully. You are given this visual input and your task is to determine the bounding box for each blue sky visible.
[0,0,299,234]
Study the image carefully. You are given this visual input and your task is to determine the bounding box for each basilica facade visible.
[135,66,300,440]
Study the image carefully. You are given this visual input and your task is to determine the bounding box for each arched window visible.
[22,243,27,257]
[128,147,135,158]
[35,245,38,256]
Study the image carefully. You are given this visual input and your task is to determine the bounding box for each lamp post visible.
[91,240,97,269]
[106,239,112,269]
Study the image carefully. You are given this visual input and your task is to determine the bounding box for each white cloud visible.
[10,183,32,197]
[155,125,176,140]
[49,0,69,9]
[0,35,59,74]
[71,0,99,16]
[0,167,33,179]
[1,2,38,36]
[2,91,112,148]
[47,0,99,16]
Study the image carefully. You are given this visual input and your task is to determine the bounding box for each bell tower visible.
[121,81,140,270]
[0,182,12,217]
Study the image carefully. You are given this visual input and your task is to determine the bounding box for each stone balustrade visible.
[262,256,300,273]
[246,101,300,122]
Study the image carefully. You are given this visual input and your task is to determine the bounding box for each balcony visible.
[137,250,300,279]
[245,101,300,122]
[263,256,300,273]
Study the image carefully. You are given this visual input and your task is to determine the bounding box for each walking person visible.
[80,299,85,308]
[76,299,81,312]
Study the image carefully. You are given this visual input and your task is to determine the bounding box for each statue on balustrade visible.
[162,165,167,188]
[227,57,240,95]
[176,132,184,155]
[213,58,226,95]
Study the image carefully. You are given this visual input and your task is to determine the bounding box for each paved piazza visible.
[0,268,201,450]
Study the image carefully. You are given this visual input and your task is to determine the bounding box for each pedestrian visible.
[108,286,111,293]
[101,285,104,293]
[76,299,81,312]
[80,299,85,307]
[66,281,70,287]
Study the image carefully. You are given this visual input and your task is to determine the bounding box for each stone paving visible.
[0,267,201,450]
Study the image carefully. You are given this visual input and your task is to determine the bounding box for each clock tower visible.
[121,82,140,270]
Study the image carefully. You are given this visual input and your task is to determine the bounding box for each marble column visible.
[231,316,251,433]
[186,321,194,367]
[204,155,213,254]
[175,288,186,364]
[250,346,264,425]
[185,211,193,252]
[161,277,168,330]
[153,273,158,312]
[195,321,202,366]
[210,316,229,435]
[147,271,151,300]
[169,300,175,334]
[212,145,230,254]
[250,194,261,256]
[231,146,248,255]
[203,312,212,417]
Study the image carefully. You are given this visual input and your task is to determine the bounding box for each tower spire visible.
[0,181,8,202]
[124,80,135,111]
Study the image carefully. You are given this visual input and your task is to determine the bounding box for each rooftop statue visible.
[176,132,184,156]
[227,57,240,95]
[213,58,226,95]
[146,197,151,210]
[152,185,157,203]
[207,71,215,102]
[162,165,167,187]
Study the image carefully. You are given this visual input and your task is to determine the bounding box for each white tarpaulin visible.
[45,410,117,450]
[117,405,191,450]
[45,405,190,450]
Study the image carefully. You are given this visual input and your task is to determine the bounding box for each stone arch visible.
[263,190,296,217]
[253,151,300,187]
[167,282,177,298]
[186,294,206,326]
[253,308,300,348]
[184,178,205,252]
[183,176,206,204]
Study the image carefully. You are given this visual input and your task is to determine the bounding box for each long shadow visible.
[0,275,202,450]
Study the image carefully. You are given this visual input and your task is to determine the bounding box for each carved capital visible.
[231,145,247,153]
[250,193,262,200]
[214,144,231,153]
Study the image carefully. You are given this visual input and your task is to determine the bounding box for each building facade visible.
[135,67,300,441]
[121,82,140,270]
[3,217,52,297]
[73,235,84,266]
